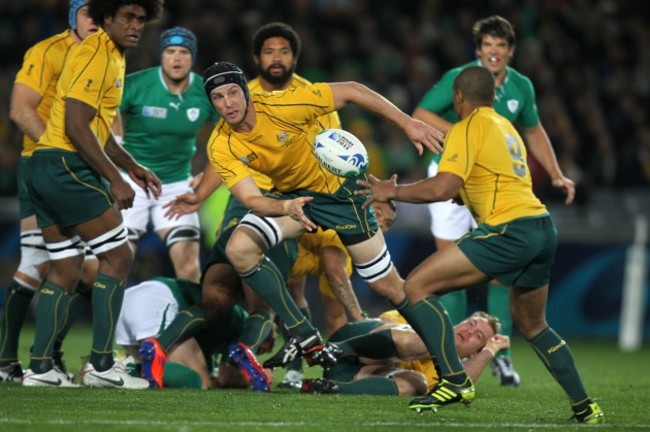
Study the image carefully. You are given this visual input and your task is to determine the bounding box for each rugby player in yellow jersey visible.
[201,60,443,372]
[357,66,603,423]
[2,0,99,383]
[22,0,164,389]
[302,310,508,396]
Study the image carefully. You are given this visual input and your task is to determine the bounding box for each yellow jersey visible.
[438,107,548,226]
[379,310,439,392]
[207,83,344,194]
[14,30,76,156]
[290,227,352,299]
[37,28,125,153]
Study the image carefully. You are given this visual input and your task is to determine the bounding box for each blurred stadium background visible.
[0,0,648,343]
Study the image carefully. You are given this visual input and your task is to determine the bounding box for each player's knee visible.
[17,229,50,286]
[225,229,263,270]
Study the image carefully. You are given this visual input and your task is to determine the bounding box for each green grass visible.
[1,326,649,431]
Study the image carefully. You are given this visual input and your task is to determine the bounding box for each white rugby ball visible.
[313,128,369,178]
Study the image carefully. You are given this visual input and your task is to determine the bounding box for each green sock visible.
[337,329,396,359]
[487,282,512,357]
[241,257,315,336]
[163,361,203,389]
[439,290,467,325]
[336,377,399,395]
[0,282,35,365]
[399,296,466,384]
[528,327,589,407]
[157,305,206,353]
[90,274,125,372]
[28,281,66,374]
[239,309,273,353]
[55,283,91,345]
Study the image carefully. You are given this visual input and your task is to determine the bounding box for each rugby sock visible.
[0,282,35,365]
[439,290,467,325]
[157,305,206,353]
[163,362,203,389]
[241,257,316,336]
[90,274,125,372]
[486,282,512,357]
[398,295,467,385]
[28,281,66,374]
[336,329,396,359]
[528,327,589,406]
[240,308,273,353]
[55,282,91,344]
[335,377,399,395]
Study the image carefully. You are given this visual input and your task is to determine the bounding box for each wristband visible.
[482,346,495,358]
[114,135,124,145]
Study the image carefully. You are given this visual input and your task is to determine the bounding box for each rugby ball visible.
[313,128,369,178]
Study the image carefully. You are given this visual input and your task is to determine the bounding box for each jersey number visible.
[505,134,526,177]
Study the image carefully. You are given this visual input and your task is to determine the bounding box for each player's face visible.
[476,35,514,76]
[104,4,147,51]
[255,36,296,86]
[210,84,247,125]
[75,6,98,40]
[161,46,192,82]
[454,317,495,358]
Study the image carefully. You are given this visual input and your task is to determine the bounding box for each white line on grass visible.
[0,418,643,429]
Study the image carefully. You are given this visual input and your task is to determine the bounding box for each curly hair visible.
[252,22,301,58]
[472,15,516,48]
[87,0,164,26]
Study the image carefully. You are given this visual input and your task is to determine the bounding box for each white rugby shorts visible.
[115,280,180,345]
[120,174,199,235]
[426,160,477,240]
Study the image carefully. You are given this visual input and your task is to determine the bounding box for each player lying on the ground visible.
[114,276,274,389]
[301,310,509,396]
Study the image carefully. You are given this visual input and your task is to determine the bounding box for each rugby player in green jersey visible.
[116,26,219,283]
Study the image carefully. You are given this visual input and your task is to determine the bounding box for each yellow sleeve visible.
[65,38,110,110]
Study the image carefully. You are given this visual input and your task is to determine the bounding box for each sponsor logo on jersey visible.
[507,99,519,113]
[239,152,258,165]
[115,79,122,88]
[187,108,200,122]
[446,153,458,162]
[26,64,35,76]
[84,79,94,92]
[335,224,357,230]
[169,102,180,110]
[142,106,167,119]
[276,132,290,144]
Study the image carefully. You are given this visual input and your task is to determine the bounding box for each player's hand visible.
[371,200,396,233]
[486,334,511,353]
[284,197,317,232]
[163,192,203,220]
[404,118,444,155]
[551,175,576,205]
[355,174,399,208]
[128,164,162,200]
[109,177,136,210]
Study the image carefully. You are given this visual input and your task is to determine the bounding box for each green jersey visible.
[151,276,202,309]
[418,61,540,162]
[120,67,219,183]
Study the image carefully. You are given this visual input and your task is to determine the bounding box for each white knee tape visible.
[18,230,49,282]
[237,213,283,249]
[354,245,394,283]
[46,235,85,261]
[86,225,128,255]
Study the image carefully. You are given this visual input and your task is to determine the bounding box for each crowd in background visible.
[1,0,649,204]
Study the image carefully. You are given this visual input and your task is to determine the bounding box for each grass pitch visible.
[0,326,649,431]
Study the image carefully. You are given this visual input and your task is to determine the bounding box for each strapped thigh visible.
[354,245,394,283]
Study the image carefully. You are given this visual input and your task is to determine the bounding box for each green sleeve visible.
[516,76,540,128]
[417,68,459,113]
